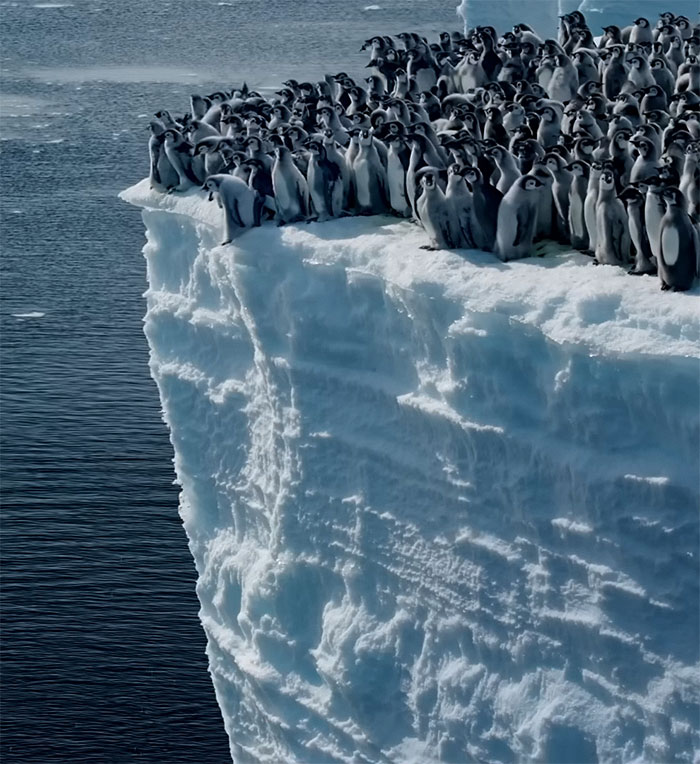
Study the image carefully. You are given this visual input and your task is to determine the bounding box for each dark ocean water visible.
[0,1,458,761]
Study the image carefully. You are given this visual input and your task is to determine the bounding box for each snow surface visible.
[121,179,699,763]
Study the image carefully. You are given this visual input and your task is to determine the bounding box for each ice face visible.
[121,181,699,763]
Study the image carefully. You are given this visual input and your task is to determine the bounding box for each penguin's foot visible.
[221,239,232,246]
[660,282,670,291]
[420,244,437,251]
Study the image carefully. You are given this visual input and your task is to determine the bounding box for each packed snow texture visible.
[121,180,699,763]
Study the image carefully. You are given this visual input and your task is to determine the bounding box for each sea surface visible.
[0,1,458,761]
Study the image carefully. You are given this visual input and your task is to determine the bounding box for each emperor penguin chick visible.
[658,187,698,291]
[304,141,344,221]
[594,168,630,266]
[445,163,481,249]
[148,121,179,193]
[547,54,579,103]
[202,174,263,244]
[353,128,389,215]
[495,175,544,261]
[618,185,656,275]
[272,144,311,224]
[416,169,457,250]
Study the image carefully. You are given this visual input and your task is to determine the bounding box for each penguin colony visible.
[148,10,700,292]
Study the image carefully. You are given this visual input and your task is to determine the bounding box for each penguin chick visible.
[271,144,311,224]
[304,140,344,221]
[416,169,457,250]
[595,168,631,265]
[202,174,263,244]
[618,185,656,275]
[658,186,698,291]
[353,128,389,214]
[495,175,544,261]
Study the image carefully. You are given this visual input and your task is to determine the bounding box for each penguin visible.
[583,160,604,253]
[650,56,677,98]
[630,136,661,183]
[657,187,698,291]
[644,176,668,264]
[385,132,411,217]
[194,137,232,178]
[352,128,389,215]
[406,47,437,92]
[485,144,520,195]
[594,168,630,266]
[629,17,653,46]
[148,120,179,193]
[680,143,700,223]
[484,106,509,147]
[548,54,579,103]
[462,166,502,252]
[271,144,311,224]
[537,105,563,150]
[162,129,200,191]
[609,128,634,187]
[190,94,210,120]
[304,140,344,220]
[445,163,481,249]
[567,159,590,251]
[618,185,656,275]
[495,175,544,261]
[202,174,263,244]
[626,55,655,92]
[545,152,573,243]
[416,169,457,250]
[603,45,628,101]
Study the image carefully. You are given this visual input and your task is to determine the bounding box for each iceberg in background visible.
[457,0,699,35]
[121,180,699,763]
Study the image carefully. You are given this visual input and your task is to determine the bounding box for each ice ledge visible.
[121,178,700,360]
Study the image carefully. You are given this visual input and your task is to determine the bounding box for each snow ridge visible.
[122,181,699,763]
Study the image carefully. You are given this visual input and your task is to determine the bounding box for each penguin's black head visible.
[661,186,683,206]
[567,160,589,176]
[658,164,681,186]
[522,175,543,191]
[600,169,615,187]
[618,185,642,203]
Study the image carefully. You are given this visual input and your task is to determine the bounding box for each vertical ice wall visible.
[123,183,699,763]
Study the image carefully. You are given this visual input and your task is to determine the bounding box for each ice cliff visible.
[121,180,699,764]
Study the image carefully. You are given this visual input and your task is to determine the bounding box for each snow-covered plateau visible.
[121,179,699,763]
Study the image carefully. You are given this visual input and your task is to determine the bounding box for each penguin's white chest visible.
[661,226,680,266]
[355,160,371,206]
[275,175,294,210]
[387,157,405,207]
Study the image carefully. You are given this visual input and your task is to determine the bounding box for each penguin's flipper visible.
[512,207,530,247]
[253,192,264,227]
[611,216,628,264]
[230,197,244,228]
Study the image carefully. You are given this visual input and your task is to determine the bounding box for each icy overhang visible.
[121,178,700,361]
